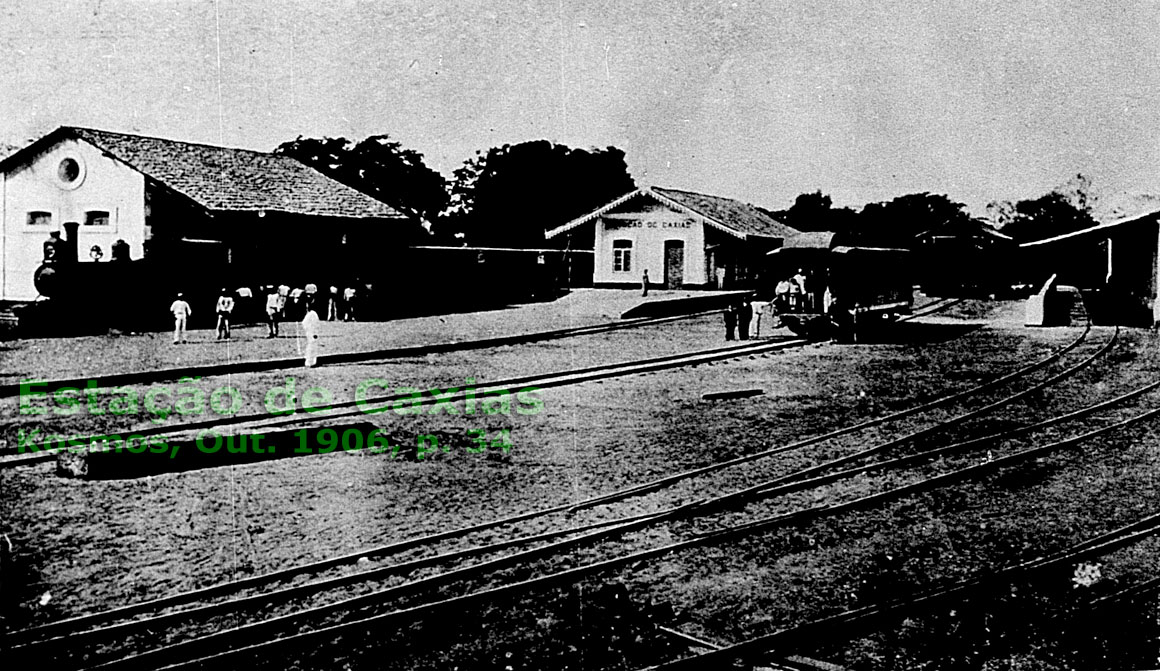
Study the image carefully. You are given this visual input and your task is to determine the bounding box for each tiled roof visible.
[545,185,797,240]
[650,186,798,239]
[781,231,837,250]
[6,127,404,219]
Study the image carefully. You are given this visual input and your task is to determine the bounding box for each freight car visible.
[766,233,912,342]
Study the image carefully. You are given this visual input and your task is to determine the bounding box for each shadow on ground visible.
[840,321,985,345]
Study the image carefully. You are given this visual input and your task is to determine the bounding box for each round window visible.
[55,156,85,189]
[59,158,80,182]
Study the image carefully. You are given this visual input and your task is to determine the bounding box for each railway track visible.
[104,344,1157,671]
[646,483,1160,670]
[0,308,728,399]
[0,296,965,467]
[0,334,808,467]
[0,297,962,400]
[5,313,1125,669]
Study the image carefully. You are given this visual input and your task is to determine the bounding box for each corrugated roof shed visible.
[2,127,404,220]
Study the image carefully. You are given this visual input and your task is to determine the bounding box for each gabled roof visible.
[915,218,1013,242]
[780,231,837,250]
[1019,208,1160,248]
[544,185,797,240]
[0,126,405,220]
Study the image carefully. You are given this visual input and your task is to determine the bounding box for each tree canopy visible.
[437,140,636,247]
[988,175,1097,244]
[768,190,859,233]
[832,192,972,248]
[275,135,449,226]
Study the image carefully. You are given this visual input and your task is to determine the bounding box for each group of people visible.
[724,298,754,341]
[774,269,811,311]
[167,288,243,343]
[262,284,360,336]
[165,283,363,368]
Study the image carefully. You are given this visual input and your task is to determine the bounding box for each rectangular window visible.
[612,239,632,273]
[85,210,110,226]
[27,211,51,226]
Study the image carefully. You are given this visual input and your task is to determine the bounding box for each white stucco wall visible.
[2,138,146,300]
[594,212,708,286]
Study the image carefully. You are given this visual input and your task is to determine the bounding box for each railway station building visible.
[1020,209,1160,326]
[0,126,406,302]
[545,185,798,290]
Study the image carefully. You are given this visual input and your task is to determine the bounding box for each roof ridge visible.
[652,185,713,197]
[653,184,782,216]
[39,126,402,219]
[64,126,289,160]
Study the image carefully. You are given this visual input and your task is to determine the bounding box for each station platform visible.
[0,289,746,384]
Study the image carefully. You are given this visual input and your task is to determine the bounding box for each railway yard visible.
[3,295,1160,670]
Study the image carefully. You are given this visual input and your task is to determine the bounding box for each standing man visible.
[738,297,753,341]
[749,298,769,339]
[343,285,357,322]
[724,302,737,341]
[302,302,321,367]
[169,293,191,344]
[277,284,290,320]
[641,269,649,297]
[264,286,281,338]
[775,278,792,311]
[289,287,305,320]
[792,268,809,310]
[215,289,235,340]
[327,285,340,321]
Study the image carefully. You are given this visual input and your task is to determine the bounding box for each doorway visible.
[664,240,684,289]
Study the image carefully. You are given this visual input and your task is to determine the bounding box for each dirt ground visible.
[3,298,1157,669]
[0,288,728,383]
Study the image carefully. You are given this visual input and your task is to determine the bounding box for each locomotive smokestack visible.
[62,221,79,263]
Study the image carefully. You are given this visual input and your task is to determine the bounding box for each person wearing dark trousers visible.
[641,269,649,297]
[737,298,752,341]
[215,289,235,340]
[343,286,357,321]
[264,286,281,338]
[724,303,737,341]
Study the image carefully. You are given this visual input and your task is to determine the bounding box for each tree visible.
[788,190,832,223]
[843,192,972,248]
[996,175,1098,244]
[274,134,450,225]
[763,191,858,233]
[437,140,636,248]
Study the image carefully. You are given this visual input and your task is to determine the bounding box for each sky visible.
[2,0,1160,216]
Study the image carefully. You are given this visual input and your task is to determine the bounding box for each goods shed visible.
[0,126,408,303]
[1021,210,1160,326]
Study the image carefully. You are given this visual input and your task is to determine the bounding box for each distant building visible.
[0,126,405,301]
[545,185,797,289]
[1020,210,1160,326]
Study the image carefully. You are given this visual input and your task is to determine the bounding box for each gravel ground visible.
[5,298,1151,670]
